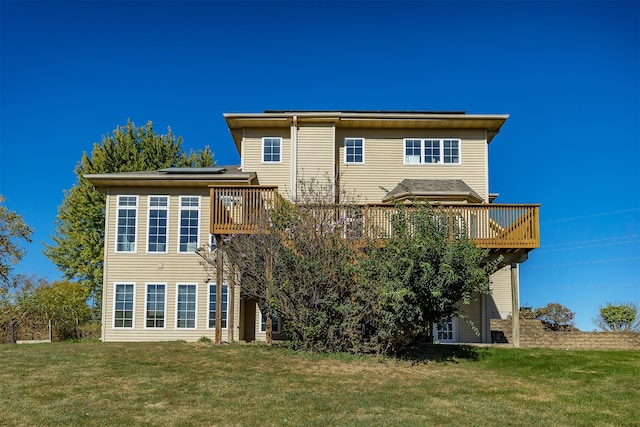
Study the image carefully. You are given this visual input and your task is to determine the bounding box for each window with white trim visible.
[176,284,197,328]
[179,196,200,253]
[262,137,281,163]
[404,138,460,164]
[147,196,169,253]
[114,283,135,328]
[145,283,166,328]
[344,138,364,164]
[208,283,229,329]
[116,196,138,252]
[434,318,456,343]
[260,309,280,333]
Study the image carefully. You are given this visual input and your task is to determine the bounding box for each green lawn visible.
[1,341,638,426]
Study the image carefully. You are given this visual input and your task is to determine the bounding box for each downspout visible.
[291,115,298,201]
[102,189,110,341]
[484,129,489,202]
[481,293,488,344]
[241,128,246,172]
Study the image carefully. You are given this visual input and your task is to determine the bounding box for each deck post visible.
[215,237,223,345]
[229,264,235,343]
[511,263,520,347]
[266,255,273,344]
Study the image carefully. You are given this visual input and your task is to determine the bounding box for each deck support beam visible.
[215,237,223,345]
[511,262,520,348]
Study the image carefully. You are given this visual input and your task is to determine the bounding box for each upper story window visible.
[344,138,365,164]
[116,196,138,253]
[404,138,460,165]
[179,196,200,253]
[262,137,282,163]
[147,196,169,253]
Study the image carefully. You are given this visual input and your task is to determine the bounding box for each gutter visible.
[291,115,298,200]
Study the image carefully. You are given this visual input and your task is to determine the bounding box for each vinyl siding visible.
[335,128,488,203]
[102,187,240,342]
[242,128,292,195]
[489,265,513,319]
[296,123,335,186]
[458,295,483,343]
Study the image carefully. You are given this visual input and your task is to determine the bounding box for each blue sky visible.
[1,0,638,331]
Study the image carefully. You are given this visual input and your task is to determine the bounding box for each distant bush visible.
[594,302,640,332]
[519,303,576,331]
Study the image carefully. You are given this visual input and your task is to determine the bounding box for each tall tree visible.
[0,195,33,287]
[361,201,500,352]
[45,120,215,309]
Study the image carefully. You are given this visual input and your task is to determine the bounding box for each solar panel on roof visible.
[159,167,227,174]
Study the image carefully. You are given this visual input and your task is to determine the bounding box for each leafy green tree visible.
[361,201,499,352]
[594,302,639,332]
[0,274,45,343]
[533,302,575,331]
[21,280,90,340]
[45,120,215,310]
[0,195,33,287]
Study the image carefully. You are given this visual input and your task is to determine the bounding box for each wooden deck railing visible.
[210,185,279,235]
[210,186,540,250]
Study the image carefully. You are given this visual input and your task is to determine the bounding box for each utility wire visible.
[542,234,640,248]
[542,208,640,224]
[523,256,640,269]
[536,239,640,253]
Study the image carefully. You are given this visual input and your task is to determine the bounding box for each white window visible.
[114,283,135,328]
[404,138,461,164]
[405,139,422,164]
[442,139,460,164]
[208,283,229,329]
[116,196,138,252]
[147,196,169,253]
[145,283,166,328]
[434,318,457,343]
[344,138,364,164]
[176,284,197,328]
[179,196,200,253]
[260,308,281,333]
[262,137,282,163]
[424,139,441,164]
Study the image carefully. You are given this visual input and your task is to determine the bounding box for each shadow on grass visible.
[397,343,487,364]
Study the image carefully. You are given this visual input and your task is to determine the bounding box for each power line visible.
[523,256,640,269]
[542,208,640,225]
[542,234,640,248]
[536,239,640,253]
[523,282,640,289]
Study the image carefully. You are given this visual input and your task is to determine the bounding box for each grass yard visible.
[1,341,638,427]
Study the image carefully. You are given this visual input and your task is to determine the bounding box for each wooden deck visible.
[209,186,540,251]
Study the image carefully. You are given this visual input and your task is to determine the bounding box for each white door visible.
[434,319,456,343]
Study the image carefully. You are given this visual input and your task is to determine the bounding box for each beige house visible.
[86,110,539,345]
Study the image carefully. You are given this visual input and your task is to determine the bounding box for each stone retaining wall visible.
[490,319,640,350]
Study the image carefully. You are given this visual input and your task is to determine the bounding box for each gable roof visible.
[383,179,483,203]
